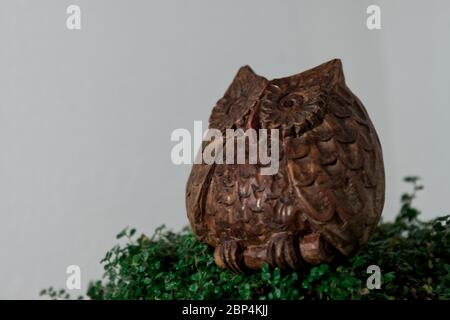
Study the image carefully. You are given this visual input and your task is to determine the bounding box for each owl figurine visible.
[186,59,385,273]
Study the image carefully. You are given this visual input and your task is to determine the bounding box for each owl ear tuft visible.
[306,59,345,85]
[228,65,268,90]
[324,59,345,84]
[235,65,262,80]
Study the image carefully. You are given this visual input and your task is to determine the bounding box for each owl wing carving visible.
[283,63,385,255]
[185,156,212,241]
[186,66,267,241]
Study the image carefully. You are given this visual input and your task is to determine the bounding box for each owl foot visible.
[214,233,335,272]
[248,232,335,271]
[299,233,335,265]
[213,239,248,273]
[265,232,305,270]
[242,232,305,271]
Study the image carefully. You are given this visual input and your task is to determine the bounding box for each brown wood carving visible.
[186,59,385,273]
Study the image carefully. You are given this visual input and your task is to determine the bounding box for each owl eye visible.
[279,93,305,109]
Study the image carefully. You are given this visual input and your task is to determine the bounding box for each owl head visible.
[208,59,346,138]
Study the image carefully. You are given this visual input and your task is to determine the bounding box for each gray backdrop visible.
[1,0,449,299]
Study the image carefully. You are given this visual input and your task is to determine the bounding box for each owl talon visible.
[240,232,335,270]
[265,232,305,270]
[214,240,247,273]
[240,232,305,271]
[299,233,335,264]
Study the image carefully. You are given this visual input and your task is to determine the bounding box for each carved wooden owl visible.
[186,59,385,273]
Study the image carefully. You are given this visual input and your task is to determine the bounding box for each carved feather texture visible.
[186,59,385,272]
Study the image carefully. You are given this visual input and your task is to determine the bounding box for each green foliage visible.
[39,287,83,300]
[42,177,450,300]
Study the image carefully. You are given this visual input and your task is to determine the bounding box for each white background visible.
[1,0,449,299]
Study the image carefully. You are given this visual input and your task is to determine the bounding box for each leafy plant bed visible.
[41,177,450,300]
